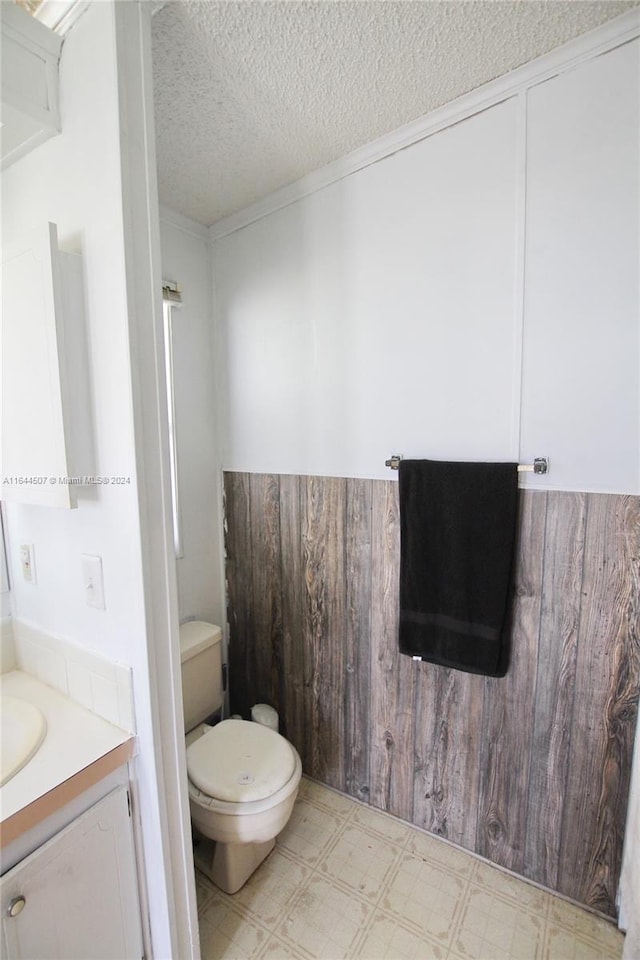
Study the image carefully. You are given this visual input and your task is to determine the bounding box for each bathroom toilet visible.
[179,621,302,894]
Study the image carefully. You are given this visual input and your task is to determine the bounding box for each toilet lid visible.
[186,719,297,803]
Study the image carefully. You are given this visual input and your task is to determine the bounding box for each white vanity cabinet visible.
[1,787,143,960]
[1,221,93,508]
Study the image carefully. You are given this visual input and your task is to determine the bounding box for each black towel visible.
[398,459,519,677]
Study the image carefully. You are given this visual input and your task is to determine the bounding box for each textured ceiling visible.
[152,0,636,227]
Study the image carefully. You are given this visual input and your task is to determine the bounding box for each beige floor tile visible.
[454,887,545,960]
[470,860,552,917]
[195,869,217,914]
[231,848,312,931]
[200,908,269,960]
[407,830,476,879]
[380,852,466,944]
[350,803,414,847]
[544,924,620,960]
[200,887,238,929]
[277,797,347,866]
[258,934,310,959]
[354,912,449,959]
[318,822,404,903]
[199,919,236,960]
[277,874,374,958]
[300,777,357,818]
[511,925,547,960]
[196,789,625,960]
[548,899,623,951]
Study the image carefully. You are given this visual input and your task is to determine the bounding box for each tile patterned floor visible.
[195,777,625,960]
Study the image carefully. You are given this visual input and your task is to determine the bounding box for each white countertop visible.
[1,670,133,833]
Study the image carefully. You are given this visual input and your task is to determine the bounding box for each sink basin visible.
[1,696,47,786]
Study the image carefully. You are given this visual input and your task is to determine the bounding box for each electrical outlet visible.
[82,554,105,609]
[20,544,36,584]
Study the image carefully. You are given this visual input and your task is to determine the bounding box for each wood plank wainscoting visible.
[223,472,640,918]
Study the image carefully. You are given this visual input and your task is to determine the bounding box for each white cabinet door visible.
[520,40,639,494]
[1,787,143,960]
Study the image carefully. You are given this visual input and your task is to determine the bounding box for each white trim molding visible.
[160,204,210,244]
[114,3,200,958]
[35,0,90,36]
[209,8,640,242]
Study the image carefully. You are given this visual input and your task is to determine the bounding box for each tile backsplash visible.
[5,617,135,733]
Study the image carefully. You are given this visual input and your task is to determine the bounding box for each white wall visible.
[1,5,176,955]
[211,25,640,939]
[159,208,225,629]
[215,96,521,480]
[521,39,639,494]
[2,13,146,661]
[213,39,639,496]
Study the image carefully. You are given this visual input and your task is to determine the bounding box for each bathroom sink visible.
[1,696,47,786]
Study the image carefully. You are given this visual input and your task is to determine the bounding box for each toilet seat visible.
[186,719,296,803]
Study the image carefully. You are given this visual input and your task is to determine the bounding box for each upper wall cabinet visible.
[2,223,93,508]
[520,40,639,494]
[0,2,61,170]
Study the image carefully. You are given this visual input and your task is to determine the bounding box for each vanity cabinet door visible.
[1,786,143,960]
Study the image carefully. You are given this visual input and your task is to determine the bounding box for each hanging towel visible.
[398,459,519,677]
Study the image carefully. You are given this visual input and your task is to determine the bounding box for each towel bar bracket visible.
[385,455,550,474]
[518,457,549,475]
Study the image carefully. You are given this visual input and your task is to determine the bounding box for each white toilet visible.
[179,621,302,894]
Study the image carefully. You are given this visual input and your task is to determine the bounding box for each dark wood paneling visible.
[477,490,546,873]
[301,476,347,791]
[413,663,484,849]
[559,494,640,913]
[344,478,372,802]
[223,472,640,916]
[524,492,586,889]
[249,473,282,709]
[278,474,304,753]
[369,481,416,821]
[223,471,253,720]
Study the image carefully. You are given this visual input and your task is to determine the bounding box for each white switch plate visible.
[82,554,105,609]
[20,544,36,584]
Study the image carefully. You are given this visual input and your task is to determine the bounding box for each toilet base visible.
[193,827,276,894]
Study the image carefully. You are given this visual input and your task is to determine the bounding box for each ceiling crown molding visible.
[208,8,639,243]
[159,205,210,244]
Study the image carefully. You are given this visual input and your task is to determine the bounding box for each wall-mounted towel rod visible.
[385,455,550,475]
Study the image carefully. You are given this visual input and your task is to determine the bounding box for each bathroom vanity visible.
[0,671,142,959]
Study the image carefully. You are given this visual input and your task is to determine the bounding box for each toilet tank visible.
[179,621,223,733]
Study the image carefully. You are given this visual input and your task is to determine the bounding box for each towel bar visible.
[385,455,549,475]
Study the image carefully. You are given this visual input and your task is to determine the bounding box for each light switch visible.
[20,544,36,583]
[82,554,105,609]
